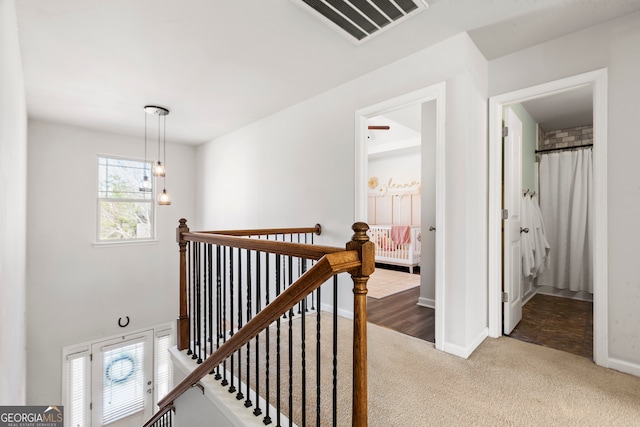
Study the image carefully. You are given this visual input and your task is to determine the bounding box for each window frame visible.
[96,154,156,243]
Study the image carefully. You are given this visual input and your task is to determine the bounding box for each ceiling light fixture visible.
[139,110,152,192]
[143,105,171,206]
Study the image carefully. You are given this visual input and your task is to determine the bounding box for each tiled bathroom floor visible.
[508,293,593,359]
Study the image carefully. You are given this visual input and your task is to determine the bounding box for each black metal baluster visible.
[288,248,293,317]
[205,243,211,361]
[214,245,222,378]
[332,275,338,426]
[221,246,228,386]
[245,249,252,408]
[316,286,321,427]
[229,248,236,393]
[288,306,293,427]
[263,247,272,425]
[301,296,307,426]
[306,233,316,312]
[275,253,282,427]
[186,242,193,356]
[196,243,203,363]
[192,243,199,360]
[282,235,288,320]
[297,234,302,315]
[236,247,244,401]
[253,248,262,416]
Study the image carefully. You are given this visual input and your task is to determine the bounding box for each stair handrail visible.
[146,220,374,427]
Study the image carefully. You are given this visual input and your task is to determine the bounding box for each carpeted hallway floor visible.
[353,316,640,426]
[364,321,640,426]
[210,312,640,426]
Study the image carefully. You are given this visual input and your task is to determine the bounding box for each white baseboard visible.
[417,297,435,309]
[607,357,640,378]
[534,285,593,302]
[441,327,489,359]
[320,302,353,320]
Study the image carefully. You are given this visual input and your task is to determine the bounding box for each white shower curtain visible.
[538,148,593,293]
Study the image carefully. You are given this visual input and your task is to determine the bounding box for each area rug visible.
[366,267,420,299]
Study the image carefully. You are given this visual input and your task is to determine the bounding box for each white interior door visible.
[503,107,523,334]
[91,331,154,427]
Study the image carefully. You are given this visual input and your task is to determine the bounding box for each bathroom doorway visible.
[504,89,594,358]
[488,69,608,366]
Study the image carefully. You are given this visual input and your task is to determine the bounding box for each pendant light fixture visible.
[143,105,171,206]
[139,109,152,192]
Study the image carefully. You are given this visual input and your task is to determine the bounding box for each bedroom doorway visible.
[355,82,445,347]
[488,69,608,366]
[365,104,432,342]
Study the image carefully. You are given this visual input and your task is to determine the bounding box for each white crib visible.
[368,225,421,273]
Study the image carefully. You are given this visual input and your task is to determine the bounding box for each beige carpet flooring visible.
[216,312,640,426]
[365,323,640,426]
[366,268,420,299]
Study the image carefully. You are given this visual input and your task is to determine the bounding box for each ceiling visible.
[519,85,594,131]
[15,0,640,145]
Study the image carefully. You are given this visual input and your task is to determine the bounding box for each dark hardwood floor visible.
[367,286,435,343]
[366,279,592,357]
[508,293,593,359]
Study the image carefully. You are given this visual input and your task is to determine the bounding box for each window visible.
[97,156,154,241]
[65,350,90,427]
[155,330,173,405]
[101,339,147,424]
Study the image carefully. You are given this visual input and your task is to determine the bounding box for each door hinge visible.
[502,292,509,303]
[503,126,509,138]
[502,209,509,220]
[90,402,92,410]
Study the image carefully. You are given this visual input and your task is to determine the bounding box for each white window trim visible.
[96,154,157,244]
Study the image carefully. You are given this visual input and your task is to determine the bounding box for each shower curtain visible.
[538,148,593,293]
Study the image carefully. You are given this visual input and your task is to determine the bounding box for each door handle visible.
[520,227,529,234]
[429,226,436,231]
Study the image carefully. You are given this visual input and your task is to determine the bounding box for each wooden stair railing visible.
[144,220,374,427]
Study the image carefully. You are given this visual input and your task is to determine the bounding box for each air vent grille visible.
[296,0,428,43]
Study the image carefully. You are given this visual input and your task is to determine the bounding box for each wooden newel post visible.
[347,222,375,427]
[176,218,190,350]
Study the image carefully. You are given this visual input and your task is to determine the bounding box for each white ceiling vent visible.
[294,0,429,44]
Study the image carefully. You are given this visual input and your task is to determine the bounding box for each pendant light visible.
[143,105,171,206]
[139,109,152,192]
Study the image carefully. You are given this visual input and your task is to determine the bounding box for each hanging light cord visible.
[163,114,167,185]
[157,114,161,162]
[144,112,148,168]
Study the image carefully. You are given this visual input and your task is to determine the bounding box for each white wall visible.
[196,33,489,358]
[26,120,196,404]
[0,0,27,405]
[368,148,421,193]
[509,103,538,192]
[489,12,640,370]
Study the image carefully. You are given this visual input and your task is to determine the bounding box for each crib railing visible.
[368,225,421,272]
[144,220,374,427]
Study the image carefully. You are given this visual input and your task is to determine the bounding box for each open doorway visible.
[355,83,445,346]
[504,88,594,358]
[365,105,432,341]
[488,70,608,366]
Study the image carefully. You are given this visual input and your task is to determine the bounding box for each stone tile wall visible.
[538,124,593,151]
